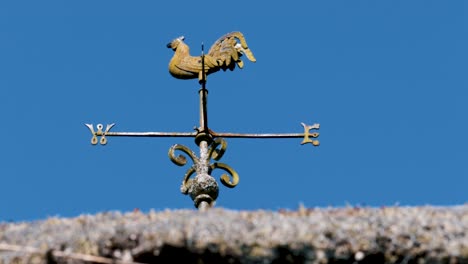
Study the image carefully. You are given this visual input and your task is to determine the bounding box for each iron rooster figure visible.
[167,31,256,81]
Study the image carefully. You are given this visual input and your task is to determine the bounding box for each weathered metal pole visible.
[190,48,218,210]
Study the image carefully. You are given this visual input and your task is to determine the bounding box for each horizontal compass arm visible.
[93,131,317,139]
[213,122,320,146]
[86,122,319,145]
[105,131,197,137]
[86,123,198,145]
[213,132,308,138]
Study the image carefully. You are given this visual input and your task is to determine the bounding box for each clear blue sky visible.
[1,1,467,221]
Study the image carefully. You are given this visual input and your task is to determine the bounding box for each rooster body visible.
[167,32,256,80]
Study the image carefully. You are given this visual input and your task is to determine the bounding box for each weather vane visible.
[86,32,320,210]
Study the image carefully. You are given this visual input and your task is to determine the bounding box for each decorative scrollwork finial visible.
[168,137,239,208]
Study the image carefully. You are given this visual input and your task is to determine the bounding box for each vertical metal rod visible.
[198,201,210,211]
[199,141,209,175]
[194,43,216,210]
[193,133,216,210]
[199,88,208,132]
[199,44,208,133]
